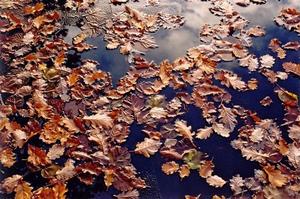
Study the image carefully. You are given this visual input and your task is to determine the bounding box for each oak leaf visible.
[196,127,213,140]
[206,175,226,188]
[282,62,300,77]
[0,147,16,168]
[174,120,194,142]
[161,161,179,175]
[218,105,237,131]
[179,164,190,179]
[83,112,114,129]
[199,160,214,178]
[15,181,33,199]
[263,165,288,187]
[27,145,51,167]
[134,138,161,158]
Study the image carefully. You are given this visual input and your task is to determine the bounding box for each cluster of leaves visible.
[102,5,184,61]
[0,0,299,198]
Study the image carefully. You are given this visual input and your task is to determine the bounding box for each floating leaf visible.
[206,175,226,188]
[161,161,179,175]
[134,138,161,158]
[263,165,288,187]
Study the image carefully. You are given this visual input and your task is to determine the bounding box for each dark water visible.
[58,1,300,199]
[1,0,299,199]
[77,1,300,199]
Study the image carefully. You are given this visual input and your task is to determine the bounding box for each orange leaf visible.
[161,161,179,175]
[263,165,288,187]
[27,145,50,167]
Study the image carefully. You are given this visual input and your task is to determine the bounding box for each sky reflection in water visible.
[64,1,300,198]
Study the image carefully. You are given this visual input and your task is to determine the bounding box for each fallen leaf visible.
[161,161,179,175]
[134,138,161,158]
[174,120,194,142]
[83,112,114,129]
[179,164,190,179]
[15,181,33,199]
[27,145,51,167]
[282,62,300,77]
[206,175,226,188]
[263,165,288,187]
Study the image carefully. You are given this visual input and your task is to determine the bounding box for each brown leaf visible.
[47,144,65,160]
[179,164,190,179]
[282,62,300,77]
[283,41,300,50]
[52,182,68,199]
[27,145,51,167]
[206,175,226,188]
[104,169,114,188]
[218,105,237,132]
[196,127,213,140]
[260,96,273,107]
[161,161,179,175]
[0,175,22,193]
[159,60,172,85]
[134,138,161,158]
[56,159,76,181]
[174,120,195,142]
[263,165,288,187]
[24,3,44,15]
[0,147,16,168]
[199,160,214,178]
[83,112,114,129]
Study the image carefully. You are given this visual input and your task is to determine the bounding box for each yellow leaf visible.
[104,169,115,188]
[263,165,288,187]
[15,181,32,199]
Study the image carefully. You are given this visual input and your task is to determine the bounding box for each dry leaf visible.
[174,120,194,142]
[206,175,226,188]
[196,127,213,140]
[47,144,65,160]
[179,164,190,179]
[114,189,139,199]
[0,147,16,168]
[134,138,161,158]
[199,160,214,178]
[263,165,288,187]
[27,145,51,167]
[15,181,33,199]
[282,62,300,77]
[83,112,114,129]
[260,55,275,68]
[161,161,179,175]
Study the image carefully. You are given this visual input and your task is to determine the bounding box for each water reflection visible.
[146,0,219,63]
[82,38,129,85]
[62,1,300,197]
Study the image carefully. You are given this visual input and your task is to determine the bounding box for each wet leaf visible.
[83,112,114,129]
[174,120,194,142]
[134,138,161,158]
[27,145,51,167]
[15,181,33,199]
[161,161,179,175]
[206,175,226,188]
[282,62,300,77]
[263,165,288,187]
